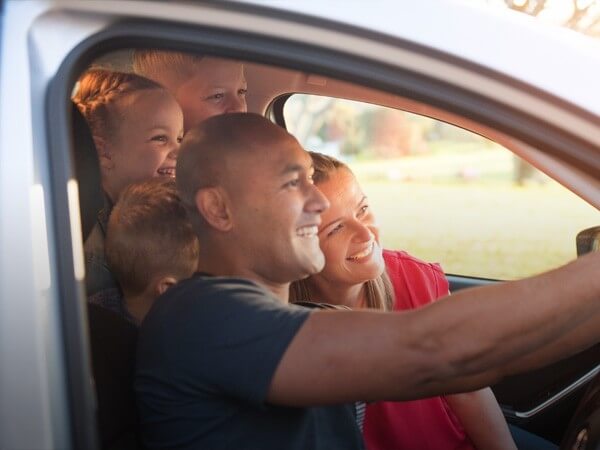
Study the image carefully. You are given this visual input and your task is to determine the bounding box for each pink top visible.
[362,250,475,450]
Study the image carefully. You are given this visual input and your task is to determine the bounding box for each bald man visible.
[135,113,600,450]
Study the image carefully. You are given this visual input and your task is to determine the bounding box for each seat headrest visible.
[72,103,104,242]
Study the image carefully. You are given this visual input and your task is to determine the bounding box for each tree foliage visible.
[504,0,600,36]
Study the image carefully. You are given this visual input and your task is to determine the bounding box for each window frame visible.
[45,8,600,447]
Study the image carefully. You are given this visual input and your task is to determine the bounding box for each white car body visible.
[1,1,598,448]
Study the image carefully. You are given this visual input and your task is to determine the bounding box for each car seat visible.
[72,104,141,449]
[72,103,103,242]
[87,303,141,450]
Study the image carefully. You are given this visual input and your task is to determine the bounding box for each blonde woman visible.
[291,152,516,450]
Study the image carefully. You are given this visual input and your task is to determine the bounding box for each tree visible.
[504,0,600,35]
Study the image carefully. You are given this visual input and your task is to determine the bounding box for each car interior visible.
[68,47,599,450]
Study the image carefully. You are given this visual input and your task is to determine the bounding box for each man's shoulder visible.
[170,273,271,299]
[149,274,295,324]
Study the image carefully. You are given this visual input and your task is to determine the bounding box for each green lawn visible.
[349,146,600,280]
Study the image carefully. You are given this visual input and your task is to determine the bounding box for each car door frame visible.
[38,2,600,448]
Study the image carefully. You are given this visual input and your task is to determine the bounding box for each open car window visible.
[284,94,600,280]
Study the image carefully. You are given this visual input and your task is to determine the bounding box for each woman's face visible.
[313,168,385,287]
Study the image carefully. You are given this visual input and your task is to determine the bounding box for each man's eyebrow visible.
[279,163,313,176]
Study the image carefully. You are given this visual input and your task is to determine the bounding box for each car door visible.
[5,1,599,448]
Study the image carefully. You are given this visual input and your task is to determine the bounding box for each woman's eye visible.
[357,205,369,217]
[327,224,343,237]
[177,136,183,144]
[238,88,248,96]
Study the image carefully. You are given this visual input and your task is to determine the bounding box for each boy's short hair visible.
[131,49,205,88]
[105,178,200,296]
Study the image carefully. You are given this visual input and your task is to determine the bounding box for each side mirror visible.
[576,226,600,256]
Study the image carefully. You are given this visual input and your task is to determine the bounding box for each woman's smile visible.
[347,241,375,262]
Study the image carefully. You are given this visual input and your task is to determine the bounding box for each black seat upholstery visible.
[87,304,141,450]
[72,104,141,448]
[72,103,104,242]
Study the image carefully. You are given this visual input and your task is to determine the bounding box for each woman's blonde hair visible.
[289,152,395,311]
[72,69,164,141]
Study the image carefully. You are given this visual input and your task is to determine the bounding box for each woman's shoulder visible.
[383,249,445,275]
[383,249,449,309]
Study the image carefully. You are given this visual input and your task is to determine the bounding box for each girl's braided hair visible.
[72,69,164,140]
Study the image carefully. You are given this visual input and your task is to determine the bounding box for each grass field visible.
[349,145,600,280]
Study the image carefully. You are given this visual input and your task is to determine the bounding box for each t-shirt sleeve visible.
[160,279,311,407]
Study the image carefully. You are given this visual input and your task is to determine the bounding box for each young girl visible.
[73,69,184,295]
[290,152,517,450]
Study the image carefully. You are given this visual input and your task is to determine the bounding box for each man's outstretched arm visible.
[267,251,600,406]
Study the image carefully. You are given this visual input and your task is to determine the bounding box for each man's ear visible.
[195,187,233,232]
[154,276,178,297]
[93,135,114,170]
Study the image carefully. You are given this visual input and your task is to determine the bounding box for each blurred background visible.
[478,0,600,37]
[284,95,599,281]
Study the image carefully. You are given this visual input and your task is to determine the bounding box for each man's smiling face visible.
[226,134,330,284]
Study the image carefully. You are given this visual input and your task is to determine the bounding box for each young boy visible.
[132,50,248,131]
[90,178,200,325]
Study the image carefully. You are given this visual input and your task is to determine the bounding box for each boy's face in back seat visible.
[172,57,248,131]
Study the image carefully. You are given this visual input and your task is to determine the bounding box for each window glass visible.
[284,94,600,280]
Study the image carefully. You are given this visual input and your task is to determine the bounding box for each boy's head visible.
[132,50,247,131]
[73,69,183,202]
[106,178,200,320]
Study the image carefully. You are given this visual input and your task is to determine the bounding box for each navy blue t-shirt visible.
[135,274,364,450]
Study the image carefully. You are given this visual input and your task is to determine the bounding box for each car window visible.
[284,94,600,280]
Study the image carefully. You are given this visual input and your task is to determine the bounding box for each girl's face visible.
[102,89,184,201]
[312,168,385,287]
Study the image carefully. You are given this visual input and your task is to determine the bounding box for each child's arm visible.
[445,387,517,450]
